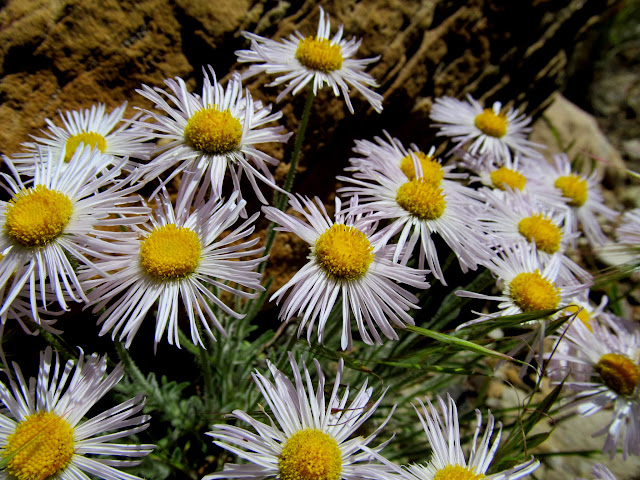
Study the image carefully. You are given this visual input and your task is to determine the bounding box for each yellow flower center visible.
[433,465,488,480]
[554,174,588,207]
[279,429,342,480]
[474,108,508,138]
[508,270,560,312]
[564,304,593,331]
[140,224,201,279]
[295,36,344,73]
[400,152,444,184]
[595,353,640,397]
[396,179,446,220]
[489,166,526,191]
[64,131,107,163]
[184,107,243,155]
[3,412,75,480]
[517,214,562,254]
[4,185,73,247]
[314,224,373,281]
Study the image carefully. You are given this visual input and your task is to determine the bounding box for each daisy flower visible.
[547,315,640,459]
[0,147,149,316]
[581,464,618,480]
[205,353,395,480]
[430,94,544,161]
[0,347,154,480]
[236,6,383,113]
[361,393,539,480]
[81,186,266,349]
[338,158,491,285]
[615,207,640,268]
[263,195,429,351]
[135,67,291,203]
[12,101,152,174]
[534,153,618,247]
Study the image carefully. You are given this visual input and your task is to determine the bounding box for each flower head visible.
[81,186,266,349]
[205,353,395,480]
[135,67,291,204]
[263,195,429,350]
[0,347,154,480]
[236,7,383,113]
[430,94,543,162]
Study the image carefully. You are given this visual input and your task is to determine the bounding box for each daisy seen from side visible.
[263,195,429,351]
[361,393,539,480]
[12,101,152,175]
[205,353,396,480]
[236,6,383,113]
[0,147,149,317]
[135,67,291,204]
[81,185,266,349]
[0,347,154,480]
[430,94,544,162]
[546,315,640,459]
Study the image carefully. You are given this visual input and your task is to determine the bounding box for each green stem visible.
[114,341,163,406]
[259,85,316,274]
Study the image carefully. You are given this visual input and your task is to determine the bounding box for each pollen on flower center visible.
[508,270,560,312]
[396,179,446,220]
[4,185,73,247]
[517,214,562,254]
[295,36,344,73]
[554,174,588,207]
[3,411,75,480]
[279,429,342,480]
[64,131,107,163]
[140,224,201,279]
[564,304,593,331]
[314,224,373,281]
[490,166,526,191]
[595,353,640,396]
[474,108,508,138]
[433,464,488,480]
[400,151,444,184]
[184,107,243,155]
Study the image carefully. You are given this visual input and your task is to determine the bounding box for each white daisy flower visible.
[547,315,640,459]
[361,393,539,480]
[0,147,149,316]
[12,101,152,175]
[205,353,395,480]
[478,189,591,285]
[135,67,292,204]
[615,207,640,268]
[81,186,266,349]
[0,347,154,480]
[263,195,429,351]
[534,153,618,247]
[430,94,544,161]
[236,6,383,113]
[338,158,491,285]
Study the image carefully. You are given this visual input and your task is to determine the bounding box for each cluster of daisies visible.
[0,5,637,480]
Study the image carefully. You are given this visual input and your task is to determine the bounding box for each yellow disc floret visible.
[433,465,488,480]
[517,214,562,254]
[474,108,508,138]
[279,429,342,480]
[4,185,73,247]
[3,411,75,480]
[184,107,243,155]
[564,304,593,331]
[508,270,560,312]
[295,37,343,72]
[554,174,588,207]
[396,179,446,220]
[490,166,526,191]
[140,224,201,279]
[314,224,373,281]
[595,353,640,397]
[64,131,107,163]
[400,151,444,184]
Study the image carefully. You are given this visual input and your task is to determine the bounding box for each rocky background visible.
[1,0,639,479]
